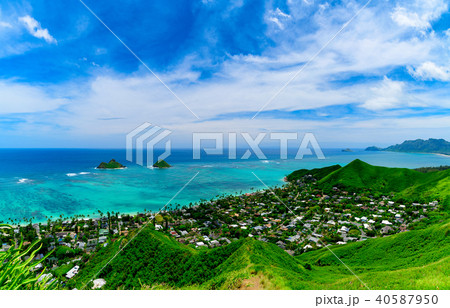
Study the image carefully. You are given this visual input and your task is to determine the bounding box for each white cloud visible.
[391,7,430,29]
[0,81,65,114]
[361,77,405,111]
[267,8,291,30]
[19,15,56,44]
[2,0,450,147]
[268,17,284,30]
[408,61,450,81]
[0,21,12,28]
[391,0,448,30]
[274,8,291,19]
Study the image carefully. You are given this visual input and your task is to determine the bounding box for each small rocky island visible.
[97,159,126,169]
[365,146,382,151]
[341,148,353,152]
[152,160,171,168]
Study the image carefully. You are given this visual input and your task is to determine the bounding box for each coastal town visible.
[0,172,440,288]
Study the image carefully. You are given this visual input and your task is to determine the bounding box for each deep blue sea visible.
[0,148,449,223]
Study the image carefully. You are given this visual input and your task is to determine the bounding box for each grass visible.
[53,263,73,279]
[286,164,341,182]
[0,224,56,290]
[69,220,450,290]
[296,221,450,290]
[317,159,450,208]
[71,227,311,290]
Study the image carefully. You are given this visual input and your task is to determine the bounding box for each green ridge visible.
[286,164,341,182]
[366,138,450,155]
[316,159,450,208]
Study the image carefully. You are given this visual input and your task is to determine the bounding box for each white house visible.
[92,278,106,289]
[66,265,80,279]
[340,226,349,233]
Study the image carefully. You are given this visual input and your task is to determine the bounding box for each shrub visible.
[0,224,57,290]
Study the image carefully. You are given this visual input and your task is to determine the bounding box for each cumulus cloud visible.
[2,0,450,147]
[408,61,450,81]
[391,0,448,30]
[361,77,405,111]
[19,15,56,44]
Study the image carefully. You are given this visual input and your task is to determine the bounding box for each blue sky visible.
[0,0,449,148]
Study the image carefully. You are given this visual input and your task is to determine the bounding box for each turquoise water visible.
[0,148,449,223]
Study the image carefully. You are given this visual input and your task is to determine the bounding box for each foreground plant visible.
[0,224,57,290]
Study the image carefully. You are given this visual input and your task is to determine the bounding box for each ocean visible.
[0,148,449,223]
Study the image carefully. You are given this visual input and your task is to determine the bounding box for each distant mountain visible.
[385,138,450,155]
[365,138,450,155]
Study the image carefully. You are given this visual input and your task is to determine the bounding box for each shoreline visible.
[3,152,449,225]
[1,183,281,227]
[434,153,450,158]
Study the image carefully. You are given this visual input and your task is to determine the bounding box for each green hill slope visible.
[317,159,450,207]
[70,227,310,290]
[70,222,449,290]
[297,221,450,289]
[286,164,341,182]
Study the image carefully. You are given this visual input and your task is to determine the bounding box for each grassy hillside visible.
[297,221,450,289]
[316,159,450,207]
[286,164,341,182]
[70,227,311,290]
[70,221,449,290]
